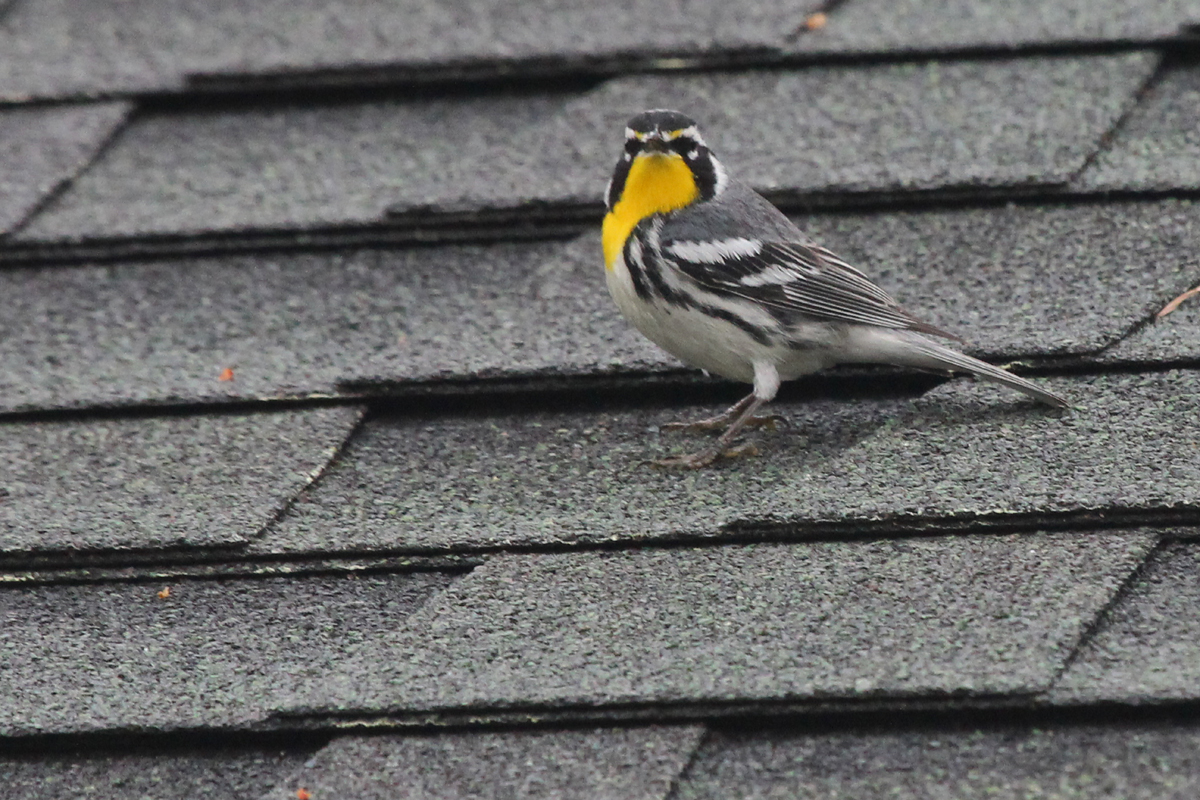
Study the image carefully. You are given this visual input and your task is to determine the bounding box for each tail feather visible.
[897,337,1070,409]
[842,329,1070,408]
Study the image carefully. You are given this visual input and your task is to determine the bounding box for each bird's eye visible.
[687,149,699,160]
[668,137,696,156]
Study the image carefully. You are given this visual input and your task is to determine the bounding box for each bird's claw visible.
[648,441,761,470]
[661,418,724,433]
[661,414,788,435]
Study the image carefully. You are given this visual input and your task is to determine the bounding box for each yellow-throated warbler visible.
[602,109,1068,469]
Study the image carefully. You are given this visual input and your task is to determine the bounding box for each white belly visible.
[605,250,829,384]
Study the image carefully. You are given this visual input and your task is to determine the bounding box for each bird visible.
[600,108,1069,469]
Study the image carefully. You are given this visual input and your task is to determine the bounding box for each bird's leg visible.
[652,394,771,469]
[661,394,789,434]
[652,362,782,469]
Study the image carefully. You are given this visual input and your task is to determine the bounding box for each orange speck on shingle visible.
[218,368,235,382]
[157,587,171,599]
[804,12,828,30]
[296,789,312,800]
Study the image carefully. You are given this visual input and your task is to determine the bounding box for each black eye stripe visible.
[667,137,696,154]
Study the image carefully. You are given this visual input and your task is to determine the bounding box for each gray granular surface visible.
[0,570,453,736]
[291,532,1152,715]
[0,406,362,553]
[263,726,703,800]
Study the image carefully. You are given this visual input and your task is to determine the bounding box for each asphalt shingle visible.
[0,745,313,800]
[0,0,813,102]
[0,406,362,554]
[0,240,654,413]
[16,90,574,240]
[490,53,1158,209]
[0,570,453,736]
[293,532,1153,717]
[255,393,912,555]
[263,726,703,800]
[400,0,812,62]
[0,0,167,101]
[0,101,129,234]
[793,0,1200,54]
[348,233,666,386]
[17,53,1157,242]
[786,370,1200,525]
[1102,293,1200,365]
[260,371,1197,556]
[676,720,1200,800]
[1077,64,1200,192]
[1051,542,1200,705]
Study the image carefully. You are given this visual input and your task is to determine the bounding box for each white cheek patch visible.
[667,237,762,264]
[711,156,728,196]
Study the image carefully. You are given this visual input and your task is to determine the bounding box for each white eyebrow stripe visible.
[661,125,698,141]
[625,127,638,139]
[667,237,763,264]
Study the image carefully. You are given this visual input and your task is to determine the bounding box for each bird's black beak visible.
[642,134,669,154]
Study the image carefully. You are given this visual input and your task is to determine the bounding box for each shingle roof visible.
[0,0,820,101]
[4,1,1200,795]
[259,372,1197,556]
[679,718,1200,800]
[0,570,453,735]
[262,726,704,800]
[0,406,361,553]
[790,0,1200,54]
[1078,61,1200,191]
[0,101,129,234]
[1052,541,1200,704]
[9,52,1163,245]
[289,533,1153,718]
[2,744,314,800]
[1104,297,1200,364]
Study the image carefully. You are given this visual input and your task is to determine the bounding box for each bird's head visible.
[602,109,726,268]
[604,109,725,211]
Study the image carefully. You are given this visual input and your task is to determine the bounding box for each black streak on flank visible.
[696,303,774,346]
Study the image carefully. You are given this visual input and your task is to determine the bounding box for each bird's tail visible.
[846,329,1070,408]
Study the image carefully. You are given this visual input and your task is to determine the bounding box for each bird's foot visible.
[649,442,761,470]
[662,414,788,434]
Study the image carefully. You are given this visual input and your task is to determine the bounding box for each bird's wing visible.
[662,237,961,341]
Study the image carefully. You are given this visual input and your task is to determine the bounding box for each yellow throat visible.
[602,153,698,270]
